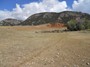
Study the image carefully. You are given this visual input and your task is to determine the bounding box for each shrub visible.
[76,22,85,30]
[84,20,90,29]
[67,19,90,31]
[67,19,77,31]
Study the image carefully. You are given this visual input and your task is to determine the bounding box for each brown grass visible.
[8,23,65,31]
[0,26,90,67]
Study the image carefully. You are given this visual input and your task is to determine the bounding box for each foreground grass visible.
[0,26,90,67]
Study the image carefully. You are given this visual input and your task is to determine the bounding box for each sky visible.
[0,0,73,10]
[0,0,90,20]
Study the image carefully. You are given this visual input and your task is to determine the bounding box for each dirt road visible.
[0,27,90,67]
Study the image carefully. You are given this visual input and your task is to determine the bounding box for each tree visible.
[84,20,90,29]
[67,19,90,31]
[67,19,77,31]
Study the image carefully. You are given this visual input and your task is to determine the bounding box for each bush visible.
[67,19,90,31]
[84,20,90,29]
[67,19,77,31]
[76,22,85,30]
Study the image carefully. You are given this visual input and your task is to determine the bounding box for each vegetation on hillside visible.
[67,19,90,31]
[0,11,90,30]
[22,11,90,26]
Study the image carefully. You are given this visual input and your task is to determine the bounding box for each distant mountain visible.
[0,11,90,26]
[0,18,22,26]
[21,11,90,25]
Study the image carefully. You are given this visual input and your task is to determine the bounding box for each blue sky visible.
[0,0,90,20]
[0,0,37,10]
[0,0,74,10]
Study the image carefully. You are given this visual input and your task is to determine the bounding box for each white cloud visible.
[0,0,68,20]
[0,0,90,21]
[72,0,90,13]
[0,10,13,20]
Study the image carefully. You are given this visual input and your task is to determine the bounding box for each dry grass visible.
[0,26,90,67]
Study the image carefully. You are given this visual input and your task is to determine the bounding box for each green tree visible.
[84,20,90,29]
[67,19,90,31]
[67,19,77,31]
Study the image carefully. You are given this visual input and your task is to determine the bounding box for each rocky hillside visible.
[0,11,90,26]
[0,18,22,26]
[21,11,90,25]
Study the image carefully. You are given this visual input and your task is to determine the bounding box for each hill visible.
[21,11,90,26]
[0,18,22,26]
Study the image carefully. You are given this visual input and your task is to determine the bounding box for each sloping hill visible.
[21,11,90,25]
[0,11,90,26]
[0,18,22,26]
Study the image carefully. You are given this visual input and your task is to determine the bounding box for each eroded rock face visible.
[0,18,22,26]
[21,11,90,26]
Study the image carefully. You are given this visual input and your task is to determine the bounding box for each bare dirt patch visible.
[0,26,90,67]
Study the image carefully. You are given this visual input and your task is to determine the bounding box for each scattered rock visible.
[73,64,79,67]
[86,62,89,65]
[31,62,35,64]
[82,59,85,62]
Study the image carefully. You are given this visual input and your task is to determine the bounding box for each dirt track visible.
[0,26,90,67]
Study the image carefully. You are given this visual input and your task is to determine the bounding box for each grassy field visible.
[0,26,90,67]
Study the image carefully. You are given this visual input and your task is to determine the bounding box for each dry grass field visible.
[0,26,90,67]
